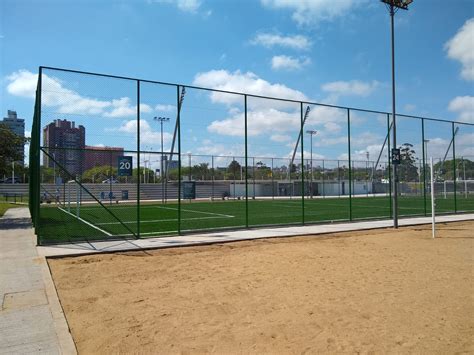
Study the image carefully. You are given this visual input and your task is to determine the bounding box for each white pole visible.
[444,180,447,199]
[12,161,15,184]
[430,157,435,239]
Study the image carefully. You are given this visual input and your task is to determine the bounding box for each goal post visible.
[66,179,81,218]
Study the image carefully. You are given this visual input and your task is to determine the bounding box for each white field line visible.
[269,200,421,211]
[58,206,112,237]
[78,205,236,218]
[96,215,233,226]
[155,206,235,218]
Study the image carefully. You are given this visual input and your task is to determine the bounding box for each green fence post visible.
[177,85,182,235]
[271,158,274,200]
[452,122,457,213]
[211,155,214,201]
[36,67,42,244]
[348,109,352,221]
[244,95,249,228]
[387,113,392,218]
[137,80,141,239]
[421,118,427,216]
[337,160,341,197]
[300,102,305,225]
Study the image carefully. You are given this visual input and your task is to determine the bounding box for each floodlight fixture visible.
[381,0,413,10]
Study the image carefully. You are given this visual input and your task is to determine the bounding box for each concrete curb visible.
[38,213,474,258]
[38,254,77,355]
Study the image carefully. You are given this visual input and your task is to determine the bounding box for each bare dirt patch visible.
[49,221,474,354]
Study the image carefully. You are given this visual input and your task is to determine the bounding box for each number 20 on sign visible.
[118,156,133,176]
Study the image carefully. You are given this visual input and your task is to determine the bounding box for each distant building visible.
[43,119,85,177]
[2,110,25,166]
[84,146,124,171]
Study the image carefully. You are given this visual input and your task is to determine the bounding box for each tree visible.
[399,143,418,182]
[433,158,474,181]
[0,123,28,178]
[82,166,117,183]
[133,167,155,183]
[192,163,210,180]
[254,161,271,180]
[227,160,241,180]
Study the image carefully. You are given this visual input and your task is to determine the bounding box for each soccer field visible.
[37,195,474,244]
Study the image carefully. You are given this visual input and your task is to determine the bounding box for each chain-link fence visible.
[29,67,474,244]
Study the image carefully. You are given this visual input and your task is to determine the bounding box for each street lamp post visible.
[381,0,413,228]
[306,130,317,198]
[154,116,170,204]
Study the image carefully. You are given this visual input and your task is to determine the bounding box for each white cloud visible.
[250,33,312,50]
[155,104,176,112]
[422,137,450,160]
[116,119,173,146]
[196,140,244,159]
[6,69,154,118]
[152,0,201,13]
[351,144,384,162]
[261,0,366,26]
[404,104,416,112]
[207,108,300,137]
[323,122,342,133]
[177,0,201,12]
[103,98,152,118]
[193,69,308,106]
[6,70,37,98]
[270,134,292,142]
[448,96,474,123]
[322,80,379,98]
[271,55,311,71]
[456,133,474,157]
[445,18,474,81]
[301,150,325,160]
[306,105,347,126]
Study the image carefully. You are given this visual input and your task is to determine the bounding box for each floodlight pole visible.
[154,116,170,204]
[390,3,399,228]
[382,0,412,228]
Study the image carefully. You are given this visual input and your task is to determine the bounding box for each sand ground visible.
[49,221,474,354]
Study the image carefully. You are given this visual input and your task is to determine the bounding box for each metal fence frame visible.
[29,66,474,244]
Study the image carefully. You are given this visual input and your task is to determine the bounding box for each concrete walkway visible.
[0,208,76,354]
[38,213,474,258]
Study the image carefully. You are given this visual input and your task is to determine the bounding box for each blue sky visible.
[1,0,473,169]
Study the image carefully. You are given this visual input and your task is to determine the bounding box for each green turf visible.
[37,195,474,244]
[0,202,22,217]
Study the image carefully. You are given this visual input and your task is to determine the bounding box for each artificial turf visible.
[37,195,474,244]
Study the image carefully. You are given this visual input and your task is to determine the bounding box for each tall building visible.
[84,146,124,171]
[2,110,25,166]
[43,119,85,177]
